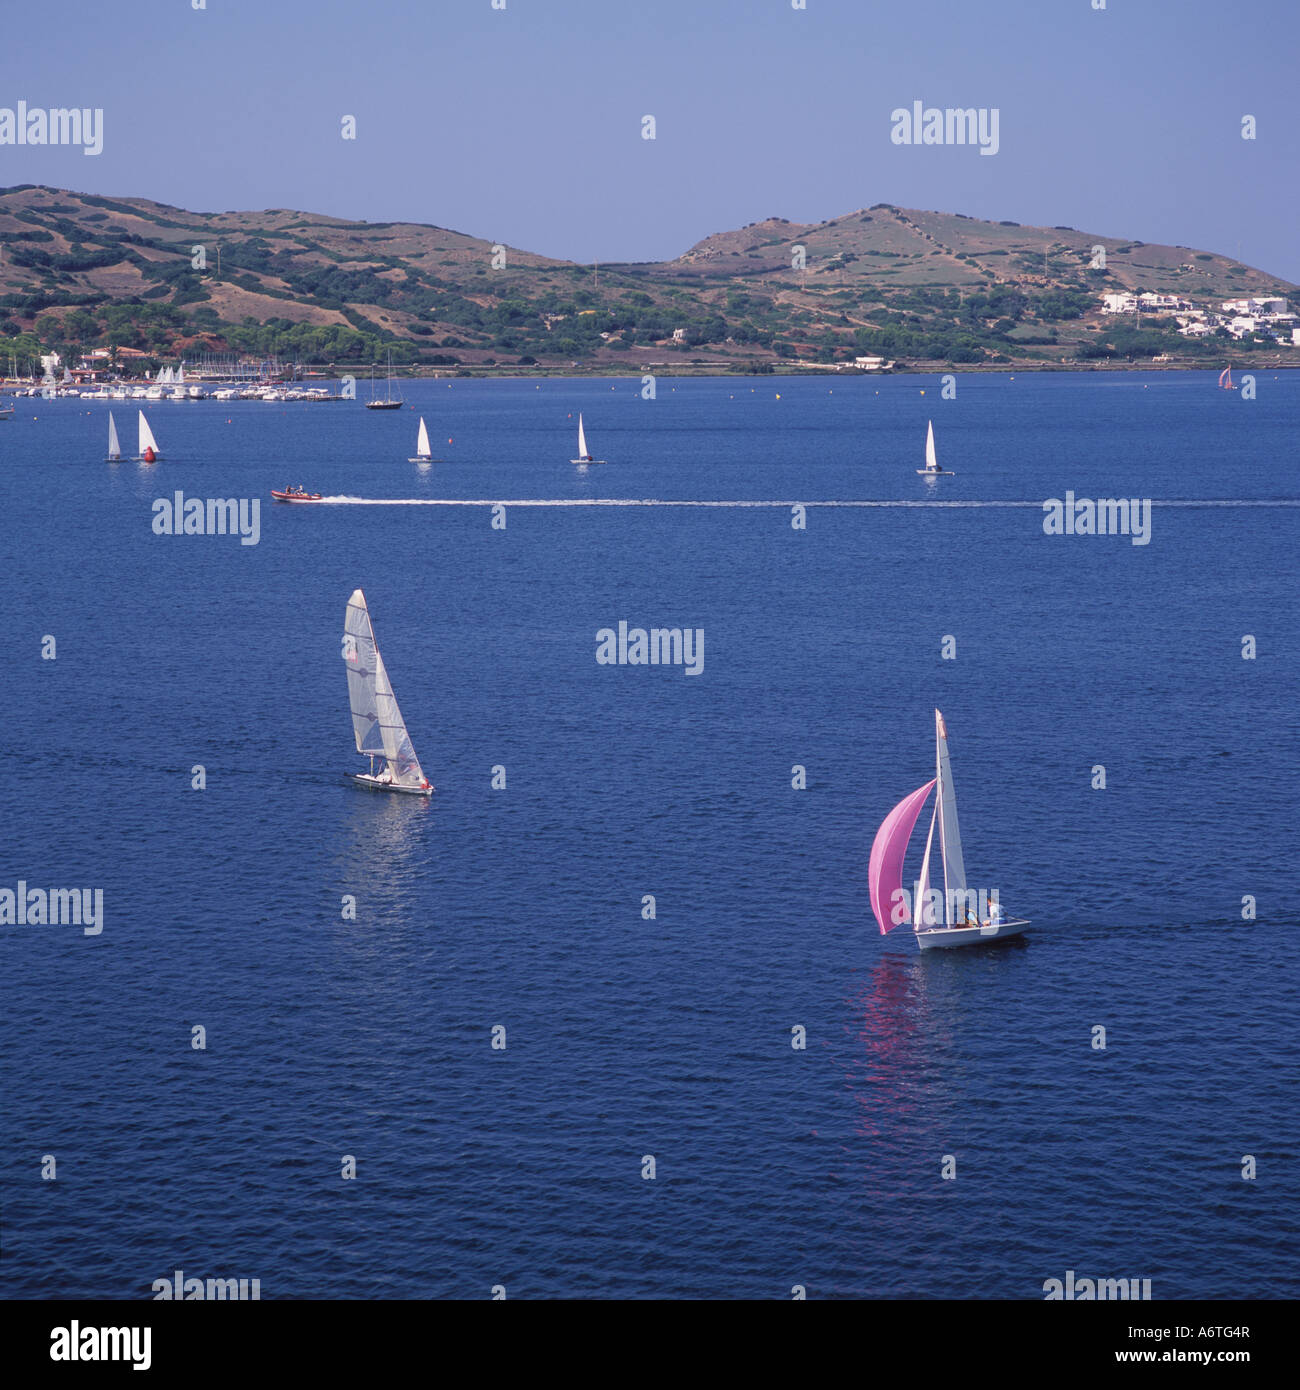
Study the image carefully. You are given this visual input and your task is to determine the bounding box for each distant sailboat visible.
[342,589,433,796]
[106,411,121,462]
[571,412,605,464]
[365,349,404,410]
[869,710,1029,950]
[408,416,437,463]
[1219,365,1238,390]
[917,419,952,476]
[136,410,160,462]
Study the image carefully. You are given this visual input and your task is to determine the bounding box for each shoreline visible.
[5,361,1296,394]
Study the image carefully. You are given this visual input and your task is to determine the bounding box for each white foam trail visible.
[314,496,1300,509]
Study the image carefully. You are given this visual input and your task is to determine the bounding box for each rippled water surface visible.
[2,371,1297,1298]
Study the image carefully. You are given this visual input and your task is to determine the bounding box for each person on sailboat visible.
[988,899,1005,926]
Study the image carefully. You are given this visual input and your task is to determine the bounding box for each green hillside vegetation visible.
[1,187,1293,373]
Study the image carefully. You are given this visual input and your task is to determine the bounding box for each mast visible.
[935,708,967,926]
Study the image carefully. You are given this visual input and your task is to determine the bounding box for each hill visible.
[1,185,1294,374]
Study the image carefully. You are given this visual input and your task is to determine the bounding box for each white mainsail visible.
[137,411,160,457]
[935,708,967,924]
[925,420,938,471]
[106,412,121,461]
[416,417,431,459]
[175,364,185,385]
[577,413,588,459]
[343,589,427,789]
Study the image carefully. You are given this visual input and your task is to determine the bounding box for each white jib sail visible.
[416,417,431,458]
[138,411,159,456]
[577,413,588,458]
[914,799,939,930]
[935,708,967,925]
[343,589,427,788]
[107,412,121,460]
[925,420,937,470]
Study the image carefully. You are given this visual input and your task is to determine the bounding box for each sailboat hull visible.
[915,919,1030,950]
[345,773,433,796]
[365,401,403,411]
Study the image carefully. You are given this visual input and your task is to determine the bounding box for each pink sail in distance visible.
[868,779,937,933]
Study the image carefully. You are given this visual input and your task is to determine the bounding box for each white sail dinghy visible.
[917,419,952,476]
[342,588,434,796]
[570,412,605,465]
[106,411,122,462]
[408,416,440,464]
[869,709,1028,950]
[135,411,161,462]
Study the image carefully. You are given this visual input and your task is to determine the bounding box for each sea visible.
[1,369,1296,1300]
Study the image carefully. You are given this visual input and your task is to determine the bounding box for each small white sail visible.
[138,411,160,457]
[106,412,121,461]
[914,800,939,929]
[416,417,431,459]
[343,589,428,789]
[577,413,588,459]
[935,708,968,924]
[925,420,938,471]
[175,364,185,385]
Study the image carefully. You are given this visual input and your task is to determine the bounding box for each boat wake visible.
[313,496,1300,508]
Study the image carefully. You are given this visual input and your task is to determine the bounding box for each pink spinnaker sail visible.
[868,779,936,934]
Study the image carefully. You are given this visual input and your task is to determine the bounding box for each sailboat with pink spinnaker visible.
[869,710,1030,950]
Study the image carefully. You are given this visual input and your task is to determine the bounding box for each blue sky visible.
[3,0,1297,279]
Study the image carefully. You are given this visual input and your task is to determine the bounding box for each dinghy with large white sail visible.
[136,410,160,461]
[571,412,605,464]
[869,709,1028,950]
[917,419,952,476]
[342,588,433,796]
[408,416,437,464]
[106,411,122,462]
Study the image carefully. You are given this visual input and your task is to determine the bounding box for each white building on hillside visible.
[1223,296,1290,316]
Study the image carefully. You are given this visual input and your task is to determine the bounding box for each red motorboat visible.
[271,486,323,502]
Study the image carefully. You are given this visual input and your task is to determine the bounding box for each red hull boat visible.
[272,487,323,502]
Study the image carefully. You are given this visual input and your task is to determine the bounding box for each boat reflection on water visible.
[328,790,434,966]
[843,952,947,1141]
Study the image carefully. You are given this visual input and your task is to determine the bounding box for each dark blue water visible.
[2,370,1297,1299]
